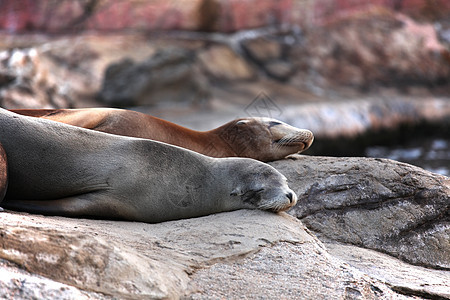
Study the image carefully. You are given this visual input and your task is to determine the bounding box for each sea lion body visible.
[11,108,314,162]
[0,109,297,223]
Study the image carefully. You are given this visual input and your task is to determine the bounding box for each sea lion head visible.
[227,160,298,212]
[216,117,314,162]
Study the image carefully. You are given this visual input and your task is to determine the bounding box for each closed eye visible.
[269,121,282,127]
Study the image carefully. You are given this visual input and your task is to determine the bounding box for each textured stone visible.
[289,11,450,91]
[0,259,109,300]
[280,97,450,139]
[270,155,450,269]
[0,48,73,109]
[186,242,407,299]
[2,0,450,34]
[0,210,313,299]
[327,243,450,299]
[98,47,210,107]
[197,45,256,81]
[242,37,282,62]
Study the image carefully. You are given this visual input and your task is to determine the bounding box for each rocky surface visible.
[281,97,450,140]
[0,209,435,300]
[0,259,108,300]
[327,243,450,299]
[0,157,449,299]
[270,155,450,270]
[0,209,377,299]
[2,0,450,33]
[98,48,210,107]
[288,10,450,93]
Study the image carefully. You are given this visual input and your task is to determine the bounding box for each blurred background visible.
[0,0,449,174]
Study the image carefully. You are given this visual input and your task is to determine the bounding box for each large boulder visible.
[327,243,450,299]
[0,48,73,109]
[98,48,210,107]
[0,209,426,299]
[270,155,450,269]
[289,11,450,92]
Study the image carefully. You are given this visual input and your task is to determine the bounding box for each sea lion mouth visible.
[265,203,295,213]
[273,139,309,150]
[273,130,314,152]
[257,192,297,213]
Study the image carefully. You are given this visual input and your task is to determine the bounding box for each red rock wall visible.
[1,0,449,33]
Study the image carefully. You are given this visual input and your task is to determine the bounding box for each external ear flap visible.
[230,187,243,196]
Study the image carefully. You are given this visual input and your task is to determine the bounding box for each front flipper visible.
[2,193,138,221]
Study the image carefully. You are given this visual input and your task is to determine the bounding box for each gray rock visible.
[270,155,450,269]
[263,60,295,81]
[241,37,282,62]
[326,243,450,299]
[0,259,109,300]
[185,242,410,299]
[197,45,256,81]
[98,48,210,107]
[288,13,450,91]
[0,48,73,109]
[0,208,416,299]
[280,97,450,139]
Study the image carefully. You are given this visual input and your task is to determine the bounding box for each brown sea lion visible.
[0,108,297,223]
[11,108,314,162]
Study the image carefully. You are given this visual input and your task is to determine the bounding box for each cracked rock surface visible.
[271,155,450,270]
[0,208,426,299]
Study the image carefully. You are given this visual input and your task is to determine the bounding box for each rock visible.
[0,259,108,300]
[270,155,450,270]
[197,45,256,81]
[241,37,294,81]
[0,208,419,299]
[280,97,450,139]
[98,48,210,107]
[2,0,450,34]
[0,0,294,34]
[0,0,201,33]
[289,11,450,92]
[242,37,282,62]
[263,60,295,81]
[0,48,73,109]
[0,210,307,298]
[186,242,405,299]
[327,243,450,299]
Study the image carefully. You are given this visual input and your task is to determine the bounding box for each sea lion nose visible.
[286,192,296,205]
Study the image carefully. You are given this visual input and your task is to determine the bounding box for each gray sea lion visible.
[0,109,297,223]
[11,108,314,162]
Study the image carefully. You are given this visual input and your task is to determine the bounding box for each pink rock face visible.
[0,0,291,33]
[0,0,201,33]
[1,0,450,33]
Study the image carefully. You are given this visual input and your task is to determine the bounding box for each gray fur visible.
[0,108,296,223]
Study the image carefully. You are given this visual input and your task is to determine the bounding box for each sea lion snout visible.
[286,191,296,205]
[298,129,314,151]
[281,189,297,211]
